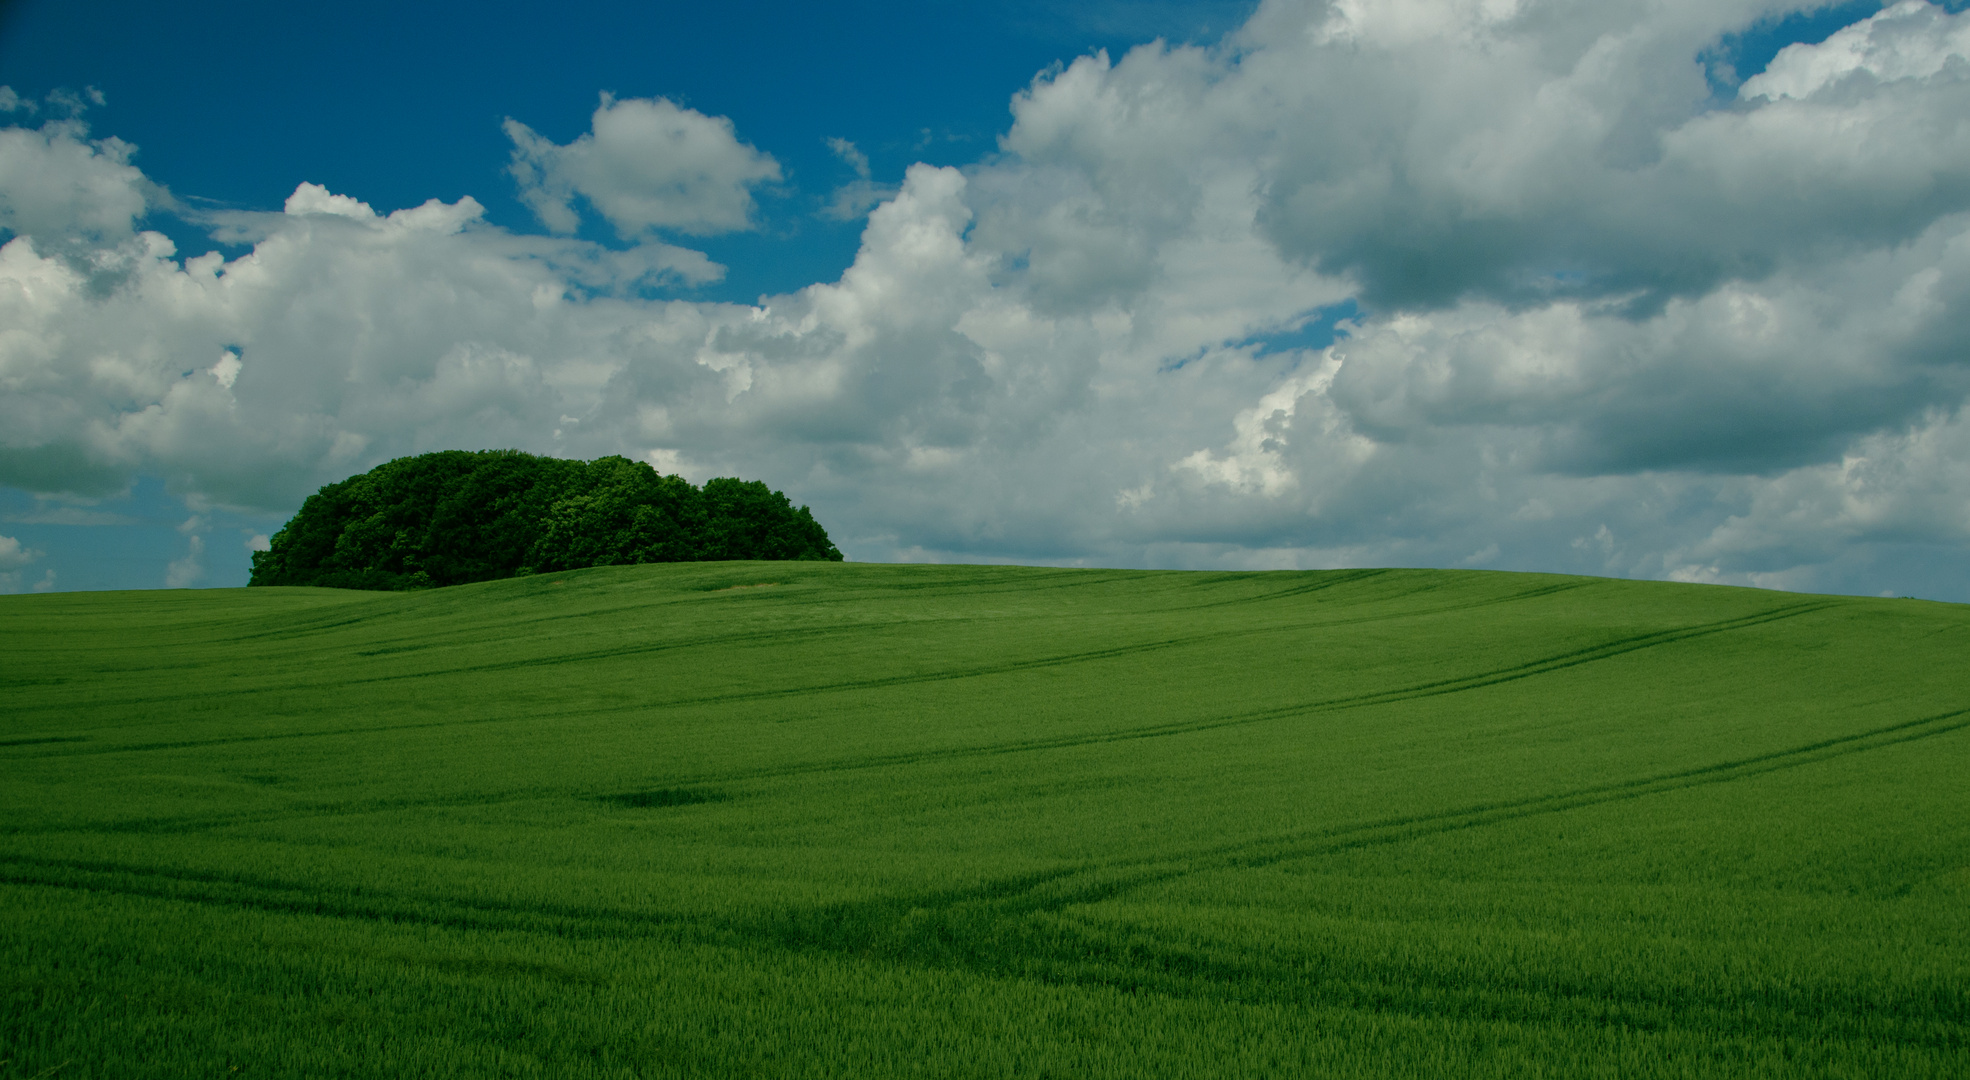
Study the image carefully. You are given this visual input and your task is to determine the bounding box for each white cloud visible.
[1691,405,1970,562]
[1240,0,1970,310]
[211,350,241,390]
[166,527,205,588]
[1743,1,1970,101]
[283,182,377,220]
[822,137,899,221]
[1174,354,1362,498]
[505,94,781,237]
[0,117,155,245]
[0,534,40,569]
[0,164,727,505]
[0,492,59,594]
[828,137,870,180]
[4,502,137,525]
[6,1,1970,598]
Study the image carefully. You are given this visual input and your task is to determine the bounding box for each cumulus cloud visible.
[1243,0,1970,312]
[165,533,205,588]
[0,113,156,246]
[1744,1,1970,100]
[162,513,208,588]
[0,159,725,505]
[6,2,1970,598]
[504,94,781,237]
[0,533,43,595]
[0,534,40,569]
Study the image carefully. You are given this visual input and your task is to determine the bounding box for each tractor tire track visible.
[3,599,1840,773]
[4,579,1665,753]
[8,704,1962,1051]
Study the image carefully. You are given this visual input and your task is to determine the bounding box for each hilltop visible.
[2,565,1965,1077]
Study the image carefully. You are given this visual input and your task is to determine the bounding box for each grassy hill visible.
[2,563,1966,1078]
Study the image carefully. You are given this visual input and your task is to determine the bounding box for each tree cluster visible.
[248,451,842,589]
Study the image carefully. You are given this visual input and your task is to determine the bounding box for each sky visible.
[3,0,1970,600]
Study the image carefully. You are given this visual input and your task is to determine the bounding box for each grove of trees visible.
[248,450,842,589]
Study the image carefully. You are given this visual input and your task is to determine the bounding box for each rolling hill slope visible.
[2,564,1966,1077]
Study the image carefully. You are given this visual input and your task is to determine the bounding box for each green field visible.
[2,563,1966,1077]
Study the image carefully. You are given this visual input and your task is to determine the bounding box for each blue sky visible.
[5,0,1970,599]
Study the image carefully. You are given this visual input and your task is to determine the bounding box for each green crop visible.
[2,564,1965,1077]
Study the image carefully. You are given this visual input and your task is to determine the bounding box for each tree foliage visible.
[248,450,842,589]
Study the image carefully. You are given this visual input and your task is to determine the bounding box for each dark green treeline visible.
[248,450,842,589]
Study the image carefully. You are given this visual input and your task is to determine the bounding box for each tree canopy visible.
[248,450,842,589]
